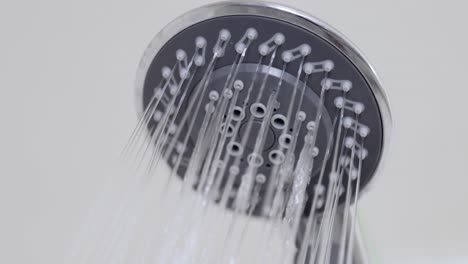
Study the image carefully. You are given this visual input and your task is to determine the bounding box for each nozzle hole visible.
[250,103,266,118]
[271,114,287,129]
[220,123,235,137]
[227,142,243,157]
[232,106,245,121]
[269,150,285,165]
[279,134,292,148]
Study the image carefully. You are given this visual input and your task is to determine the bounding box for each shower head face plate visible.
[135,2,391,216]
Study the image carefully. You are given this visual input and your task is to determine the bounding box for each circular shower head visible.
[134,1,391,217]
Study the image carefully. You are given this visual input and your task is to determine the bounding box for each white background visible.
[1,0,467,263]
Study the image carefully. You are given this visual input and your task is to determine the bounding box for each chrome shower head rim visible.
[134,1,392,198]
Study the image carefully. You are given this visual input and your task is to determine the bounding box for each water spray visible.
[125,2,392,263]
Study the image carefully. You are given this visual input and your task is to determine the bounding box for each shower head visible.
[125,2,392,263]
[133,1,391,216]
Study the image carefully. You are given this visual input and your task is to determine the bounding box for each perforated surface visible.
[141,15,384,215]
